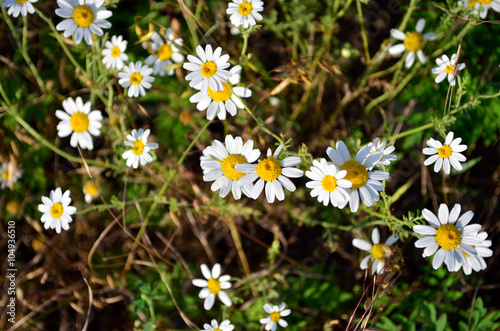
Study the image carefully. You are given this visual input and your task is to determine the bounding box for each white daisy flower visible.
[305,158,352,207]
[189,65,252,120]
[352,227,399,275]
[121,128,158,169]
[201,319,235,331]
[260,302,291,331]
[102,35,128,70]
[200,135,260,200]
[192,263,232,310]
[326,141,389,213]
[362,138,397,167]
[388,18,438,68]
[460,0,500,19]
[55,0,112,45]
[423,131,467,174]
[236,143,303,204]
[83,180,99,203]
[2,0,37,18]
[431,53,466,86]
[414,203,483,272]
[226,0,264,29]
[38,187,77,234]
[1,162,22,190]
[118,61,155,98]
[55,96,103,150]
[144,30,184,77]
[183,44,232,92]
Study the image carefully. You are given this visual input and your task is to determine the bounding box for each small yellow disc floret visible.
[221,154,247,180]
[437,145,452,158]
[371,243,386,261]
[72,5,95,28]
[70,112,90,133]
[404,32,425,52]
[256,157,282,182]
[435,224,462,250]
[340,160,368,189]
[270,312,281,323]
[201,61,217,78]
[157,44,173,61]
[132,140,145,155]
[208,83,233,102]
[238,1,253,15]
[50,202,64,219]
[130,72,143,85]
[321,175,338,192]
[207,277,221,294]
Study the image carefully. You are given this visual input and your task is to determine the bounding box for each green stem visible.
[2,8,45,92]
[35,8,89,78]
[356,0,371,62]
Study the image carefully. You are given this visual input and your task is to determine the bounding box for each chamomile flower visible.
[305,158,352,207]
[362,138,397,167]
[55,0,112,45]
[121,129,158,169]
[226,0,264,29]
[201,319,235,331]
[2,0,37,18]
[38,188,77,234]
[56,96,103,150]
[352,227,399,275]
[102,35,128,70]
[236,143,303,204]
[0,162,22,190]
[192,263,232,310]
[144,30,184,76]
[200,135,260,199]
[423,131,467,174]
[431,53,466,86]
[83,180,99,203]
[460,0,500,19]
[326,141,389,212]
[389,18,437,68]
[118,61,155,98]
[189,65,252,120]
[260,302,291,331]
[451,231,492,275]
[414,204,483,272]
[183,44,232,92]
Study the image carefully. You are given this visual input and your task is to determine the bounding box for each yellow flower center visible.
[403,31,425,52]
[50,202,64,219]
[6,200,21,214]
[371,243,386,261]
[207,277,221,294]
[72,5,95,28]
[469,0,492,7]
[208,83,233,102]
[83,181,99,196]
[70,112,90,133]
[130,72,143,85]
[435,224,462,250]
[132,140,145,155]
[2,170,8,180]
[444,64,455,74]
[256,156,282,182]
[340,160,368,189]
[111,46,121,58]
[221,154,247,180]
[214,329,222,331]
[16,0,28,3]
[437,145,452,158]
[238,1,253,15]
[271,312,281,323]
[201,61,217,78]
[157,44,173,61]
[321,175,338,192]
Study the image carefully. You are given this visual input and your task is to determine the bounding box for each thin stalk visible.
[356,0,371,62]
